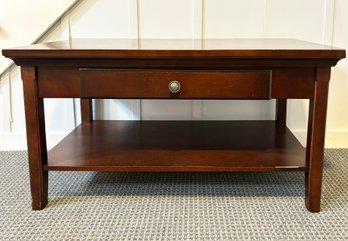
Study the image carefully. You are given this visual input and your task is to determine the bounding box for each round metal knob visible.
[169,80,181,93]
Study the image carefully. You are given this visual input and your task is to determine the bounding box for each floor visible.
[0,150,348,240]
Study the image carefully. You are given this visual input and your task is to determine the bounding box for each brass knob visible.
[169,80,180,93]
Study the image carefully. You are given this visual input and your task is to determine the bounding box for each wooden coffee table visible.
[3,39,345,212]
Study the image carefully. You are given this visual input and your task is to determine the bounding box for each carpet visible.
[0,150,348,240]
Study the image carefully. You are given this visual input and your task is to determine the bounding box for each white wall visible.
[0,0,77,73]
[0,0,347,150]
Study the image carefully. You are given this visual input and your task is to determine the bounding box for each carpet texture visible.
[0,150,348,240]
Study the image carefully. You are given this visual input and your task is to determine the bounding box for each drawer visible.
[80,69,271,99]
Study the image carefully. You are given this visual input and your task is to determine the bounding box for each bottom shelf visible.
[46,120,306,172]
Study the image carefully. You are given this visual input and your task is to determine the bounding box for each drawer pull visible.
[169,80,181,93]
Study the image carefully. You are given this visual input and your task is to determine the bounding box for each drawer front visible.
[80,69,271,99]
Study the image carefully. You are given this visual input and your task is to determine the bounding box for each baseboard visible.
[292,130,348,148]
[0,133,67,151]
[1,130,347,151]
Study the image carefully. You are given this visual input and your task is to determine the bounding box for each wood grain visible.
[3,39,345,59]
[3,39,345,211]
[81,70,271,99]
[305,67,331,212]
[37,67,316,99]
[80,98,93,123]
[276,99,287,125]
[47,121,306,172]
[21,66,48,210]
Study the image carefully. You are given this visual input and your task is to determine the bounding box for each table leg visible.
[276,99,287,125]
[80,98,93,123]
[21,66,48,210]
[305,67,331,212]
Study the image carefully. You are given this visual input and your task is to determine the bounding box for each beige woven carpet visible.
[0,150,348,240]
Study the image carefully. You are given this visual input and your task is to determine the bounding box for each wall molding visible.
[322,0,335,44]
[292,130,348,148]
[192,0,203,39]
[0,70,11,132]
[0,133,67,151]
[2,130,347,151]
[191,0,203,120]
[129,0,141,120]
[129,0,139,40]
[0,0,82,78]
[1,0,347,149]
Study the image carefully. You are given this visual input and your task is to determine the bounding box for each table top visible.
[2,39,345,59]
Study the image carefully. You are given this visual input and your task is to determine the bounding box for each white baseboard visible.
[325,132,348,148]
[0,133,67,151]
[1,130,347,151]
[292,130,348,148]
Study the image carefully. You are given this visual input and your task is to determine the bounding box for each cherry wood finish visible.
[2,39,345,212]
[80,70,271,99]
[3,39,345,58]
[37,67,316,99]
[47,121,305,172]
[305,68,331,212]
[80,98,92,123]
[21,66,48,210]
[276,99,287,125]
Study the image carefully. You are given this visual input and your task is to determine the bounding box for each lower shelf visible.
[46,120,306,172]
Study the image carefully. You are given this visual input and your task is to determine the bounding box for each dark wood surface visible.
[21,66,48,210]
[276,99,287,125]
[37,67,316,99]
[2,39,345,58]
[47,121,305,172]
[2,39,345,211]
[81,69,271,99]
[80,98,92,123]
[305,68,331,212]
